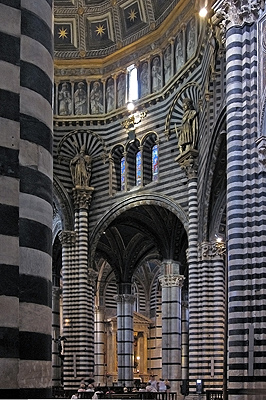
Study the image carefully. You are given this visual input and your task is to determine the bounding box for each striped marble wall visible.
[0,0,53,397]
[226,21,266,398]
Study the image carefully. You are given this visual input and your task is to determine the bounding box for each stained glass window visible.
[121,157,126,190]
[136,151,142,186]
[152,145,158,181]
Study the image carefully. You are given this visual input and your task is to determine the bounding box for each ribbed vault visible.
[95,204,187,284]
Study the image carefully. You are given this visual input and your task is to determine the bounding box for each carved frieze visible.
[215,0,264,28]
[158,274,185,287]
[59,230,76,245]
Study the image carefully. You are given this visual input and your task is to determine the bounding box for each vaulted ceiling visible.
[54,0,184,60]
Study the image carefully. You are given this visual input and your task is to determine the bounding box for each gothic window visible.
[152,144,159,182]
[136,151,142,187]
[142,132,158,186]
[127,64,139,103]
[121,156,126,191]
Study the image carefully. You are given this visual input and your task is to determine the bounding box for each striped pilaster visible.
[0,0,53,397]
[94,306,106,386]
[176,151,199,393]
[158,261,184,395]
[225,20,266,398]
[115,293,135,387]
[197,242,226,391]
[181,300,189,381]
[59,230,76,389]
[52,286,62,387]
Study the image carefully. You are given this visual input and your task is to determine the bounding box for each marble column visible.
[114,293,135,387]
[158,261,185,396]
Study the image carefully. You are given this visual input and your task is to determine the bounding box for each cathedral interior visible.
[1,0,266,399]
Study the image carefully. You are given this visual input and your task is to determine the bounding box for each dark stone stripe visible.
[0,89,19,121]
[20,388,52,398]
[0,389,19,399]
[20,165,53,205]
[20,273,52,307]
[45,0,53,7]
[20,113,53,154]
[19,218,52,255]
[0,31,20,65]
[0,146,19,178]
[20,331,51,361]
[0,264,19,296]
[21,60,52,104]
[0,327,19,358]
[0,0,20,7]
[21,8,53,56]
[0,204,19,236]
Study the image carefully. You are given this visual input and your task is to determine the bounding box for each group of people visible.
[143,377,171,393]
[71,380,100,399]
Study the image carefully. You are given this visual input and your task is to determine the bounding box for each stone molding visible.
[88,268,98,286]
[72,187,94,209]
[175,148,198,179]
[113,294,136,304]
[158,274,185,287]
[198,240,226,259]
[59,230,76,245]
[214,0,263,28]
[256,136,266,166]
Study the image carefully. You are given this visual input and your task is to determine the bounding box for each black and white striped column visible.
[115,292,135,387]
[94,306,106,386]
[158,261,184,395]
[62,188,96,391]
[0,0,53,397]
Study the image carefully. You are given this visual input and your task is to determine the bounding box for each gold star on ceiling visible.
[95,24,106,36]
[58,27,68,39]
[128,8,138,22]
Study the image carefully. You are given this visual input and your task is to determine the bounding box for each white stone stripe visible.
[19,140,53,178]
[20,247,52,280]
[0,4,21,37]
[0,235,19,265]
[21,35,53,79]
[20,193,52,228]
[0,176,19,207]
[20,303,52,335]
[21,0,53,30]
[20,87,53,128]
[0,61,20,93]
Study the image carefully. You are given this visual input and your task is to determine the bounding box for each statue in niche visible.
[151,56,162,92]
[74,81,87,115]
[70,145,92,188]
[106,78,115,113]
[164,45,172,83]
[58,82,72,115]
[90,81,103,114]
[140,62,149,97]
[175,98,198,154]
[175,33,184,72]
[117,74,126,108]
[187,18,196,60]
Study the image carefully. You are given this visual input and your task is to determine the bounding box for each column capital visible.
[88,268,98,286]
[256,136,266,166]
[214,0,263,28]
[158,274,185,287]
[72,187,94,209]
[175,149,198,179]
[114,294,136,303]
[59,230,76,245]
[198,240,226,259]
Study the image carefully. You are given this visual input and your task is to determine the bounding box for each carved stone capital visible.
[158,274,185,287]
[88,268,98,286]
[59,230,76,245]
[52,286,62,297]
[198,240,226,259]
[215,0,263,28]
[175,148,198,179]
[72,187,94,209]
[256,136,266,166]
[114,294,136,303]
